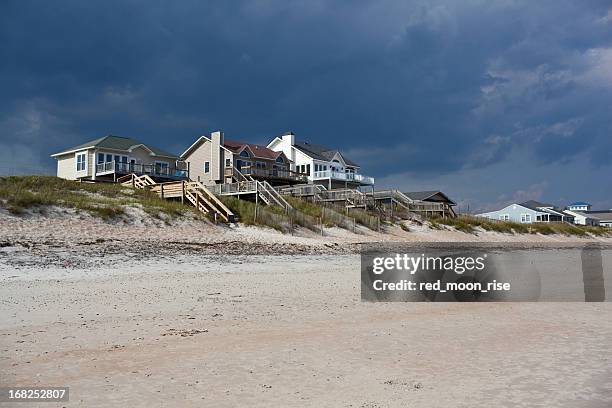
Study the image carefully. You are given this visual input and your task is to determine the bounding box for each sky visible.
[1,0,611,212]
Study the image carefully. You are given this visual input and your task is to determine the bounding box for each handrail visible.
[96,161,188,179]
[187,181,235,222]
[240,166,308,182]
[261,181,292,210]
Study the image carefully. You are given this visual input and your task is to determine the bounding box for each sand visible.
[1,213,612,407]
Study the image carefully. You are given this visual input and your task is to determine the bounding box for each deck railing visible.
[312,170,375,185]
[95,161,188,179]
[210,181,258,195]
[240,166,308,182]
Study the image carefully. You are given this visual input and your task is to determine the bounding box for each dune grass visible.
[219,196,292,232]
[0,175,193,220]
[430,214,610,236]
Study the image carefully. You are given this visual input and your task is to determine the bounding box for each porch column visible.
[92,149,96,181]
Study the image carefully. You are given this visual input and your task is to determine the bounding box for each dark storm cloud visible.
[0,0,611,205]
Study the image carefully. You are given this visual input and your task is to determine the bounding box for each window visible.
[225,158,231,167]
[97,153,105,164]
[204,161,210,173]
[155,161,169,175]
[256,161,266,169]
[520,214,532,223]
[275,156,284,164]
[76,153,86,172]
[239,150,250,158]
[306,164,310,175]
[499,214,509,221]
[106,153,113,163]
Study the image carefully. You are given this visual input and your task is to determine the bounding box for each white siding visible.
[56,154,75,180]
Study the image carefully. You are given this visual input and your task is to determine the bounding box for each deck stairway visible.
[217,168,292,211]
[366,189,414,210]
[318,188,370,209]
[118,174,235,222]
[278,184,327,201]
[118,173,156,189]
[257,181,292,211]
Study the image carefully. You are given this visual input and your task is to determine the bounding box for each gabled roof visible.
[293,141,359,167]
[403,191,456,206]
[51,135,178,158]
[520,200,555,211]
[224,140,286,161]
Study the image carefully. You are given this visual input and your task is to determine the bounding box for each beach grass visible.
[0,175,194,220]
[431,214,610,237]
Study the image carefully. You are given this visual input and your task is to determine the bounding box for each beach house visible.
[476,200,573,224]
[267,132,375,189]
[51,135,188,182]
[403,191,457,217]
[181,131,306,186]
[587,211,612,227]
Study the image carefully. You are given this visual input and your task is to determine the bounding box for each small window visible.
[204,161,210,173]
[225,158,231,167]
[240,150,250,158]
[76,153,86,172]
[97,153,105,164]
[275,156,284,164]
[306,164,310,175]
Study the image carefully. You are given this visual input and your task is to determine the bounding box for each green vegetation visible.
[430,215,611,237]
[219,196,291,232]
[0,176,194,221]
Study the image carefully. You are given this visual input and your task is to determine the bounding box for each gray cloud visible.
[0,0,611,207]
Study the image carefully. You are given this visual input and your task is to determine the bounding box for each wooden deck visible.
[119,174,235,222]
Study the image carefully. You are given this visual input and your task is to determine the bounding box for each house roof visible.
[569,210,598,219]
[403,191,456,206]
[52,135,178,158]
[569,201,591,206]
[586,211,612,221]
[224,139,285,161]
[520,200,555,211]
[293,141,359,167]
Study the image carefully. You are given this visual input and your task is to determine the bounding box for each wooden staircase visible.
[257,181,292,211]
[119,174,235,223]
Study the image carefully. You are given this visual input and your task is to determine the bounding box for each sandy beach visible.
[2,214,612,407]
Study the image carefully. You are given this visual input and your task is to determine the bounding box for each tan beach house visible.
[181,131,307,186]
[51,135,189,182]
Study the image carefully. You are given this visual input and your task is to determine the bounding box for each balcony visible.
[312,170,374,185]
[237,166,308,183]
[96,161,189,180]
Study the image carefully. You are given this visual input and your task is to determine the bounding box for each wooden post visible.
[181,181,185,205]
[160,183,164,199]
[195,191,199,211]
[320,217,324,236]
[353,217,356,233]
[377,217,381,232]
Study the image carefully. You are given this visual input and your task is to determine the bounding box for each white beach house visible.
[267,132,374,189]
